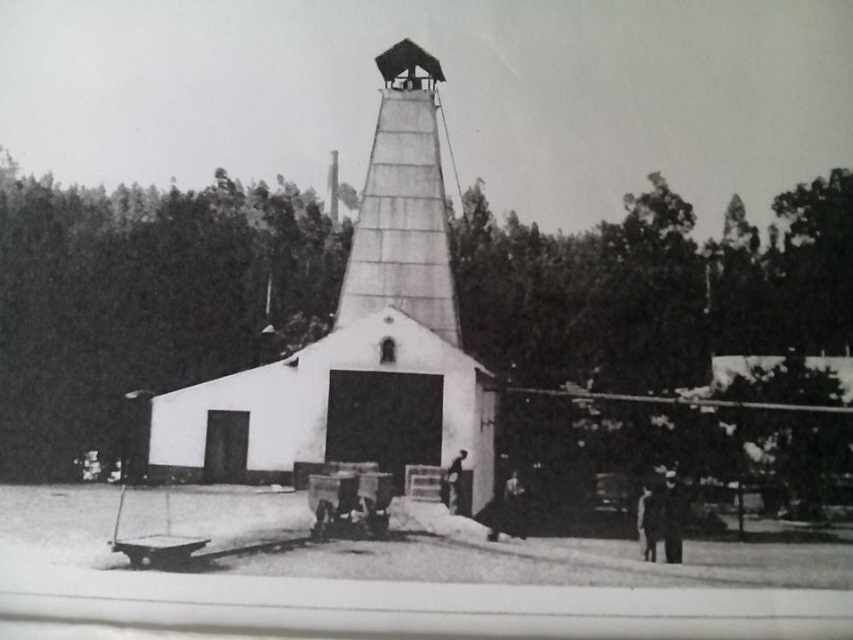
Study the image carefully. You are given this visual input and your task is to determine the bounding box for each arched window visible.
[380,338,396,364]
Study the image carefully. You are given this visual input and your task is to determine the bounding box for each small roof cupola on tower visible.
[336,39,462,347]
[375,38,446,91]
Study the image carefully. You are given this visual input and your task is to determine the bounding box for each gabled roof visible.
[152,307,493,403]
[152,358,290,402]
[284,305,492,376]
[375,38,446,82]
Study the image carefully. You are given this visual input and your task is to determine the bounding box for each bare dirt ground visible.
[2,484,852,588]
[213,527,853,589]
[0,483,314,569]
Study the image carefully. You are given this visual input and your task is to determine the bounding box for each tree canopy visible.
[0,162,351,480]
[0,148,850,484]
[712,352,852,511]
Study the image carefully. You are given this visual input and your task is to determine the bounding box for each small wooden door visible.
[203,410,250,483]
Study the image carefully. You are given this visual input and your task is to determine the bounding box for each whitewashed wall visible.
[289,307,485,469]
[148,306,494,507]
[149,362,327,471]
[471,384,497,515]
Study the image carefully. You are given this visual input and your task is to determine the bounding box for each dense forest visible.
[1,145,851,483]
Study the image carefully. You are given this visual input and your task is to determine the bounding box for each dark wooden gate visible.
[326,370,443,492]
[203,410,250,483]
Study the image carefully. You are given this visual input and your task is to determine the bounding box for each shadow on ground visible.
[476,500,853,544]
[109,530,437,573]
[110,555,232,573]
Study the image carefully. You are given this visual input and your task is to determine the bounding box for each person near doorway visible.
[637,480,661,562]
[663,470,686,564]
[446,450,468,516]
[572,440,596,513]
[503,469,528,540]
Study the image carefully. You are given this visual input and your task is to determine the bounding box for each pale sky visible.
[2,0,852,242]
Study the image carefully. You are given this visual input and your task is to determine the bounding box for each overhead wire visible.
[505,387,853,416]
[436,88,465,210]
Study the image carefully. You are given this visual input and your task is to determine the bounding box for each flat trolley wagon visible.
[112,535,210,569]
[110,484,210,569]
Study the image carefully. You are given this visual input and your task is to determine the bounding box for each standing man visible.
[504,469,528,539]
[663,470,686,564]
[447,450,468,516]
[637,480,661,562]
[488,468,528,541]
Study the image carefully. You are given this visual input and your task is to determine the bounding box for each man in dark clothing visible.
[637,481,661,562]
[447,450,468,516]
[503,470,528,539]
[487,469,528,541]
[663,470,686,564]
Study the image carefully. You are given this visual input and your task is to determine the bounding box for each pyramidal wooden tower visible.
[335,39,462,347]
[147,40,497,517]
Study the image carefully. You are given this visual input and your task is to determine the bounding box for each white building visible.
[148,39,497,515]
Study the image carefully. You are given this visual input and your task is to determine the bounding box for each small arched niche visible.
[380,337,396,364]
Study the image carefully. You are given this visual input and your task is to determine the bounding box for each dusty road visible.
[168,530,853,589]
[2,484,853,588]
[0,483,314,569]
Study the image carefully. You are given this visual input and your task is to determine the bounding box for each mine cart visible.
[357,472,394,537]
[326,461,380,475]
[308,473,360,540]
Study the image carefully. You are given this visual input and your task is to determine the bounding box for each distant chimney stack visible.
[329,150,339,224]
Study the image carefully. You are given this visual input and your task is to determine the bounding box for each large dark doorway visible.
[203,410,250,483]
[326,370,443,492]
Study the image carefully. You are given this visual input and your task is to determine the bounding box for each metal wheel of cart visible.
[308,473,360,539]
[358,472,394,539]
[312,500,334,540]
[368,510,391,539]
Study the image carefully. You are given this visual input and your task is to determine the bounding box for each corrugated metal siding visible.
[365,165,443,198]
[382,263,454,299]
[378,95,436,132]
[343,262,454,299]
[358,197,446,232]
[372,132,436,165]
[379,230,447,263]
[337,90,461,347]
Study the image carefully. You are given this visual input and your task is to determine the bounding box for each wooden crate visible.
[404,464,444,497]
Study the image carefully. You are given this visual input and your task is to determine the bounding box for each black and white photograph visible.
[1,1,852,638]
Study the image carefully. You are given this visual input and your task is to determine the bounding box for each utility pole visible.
[736,410,745,541]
